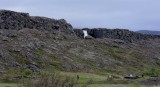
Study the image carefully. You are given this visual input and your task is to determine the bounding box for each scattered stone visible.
[9,62,21,67]
[23,65,41,72]
[85,35,94,39]
[2,36,9,41]
[7,32,17,37]
[0,69,5,74]
[12,47,21,52]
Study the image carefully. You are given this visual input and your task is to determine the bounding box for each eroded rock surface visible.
[74,28,160,42]
[0,10,74,35]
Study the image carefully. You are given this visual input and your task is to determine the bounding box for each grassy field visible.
[0,72,159,87]
[0,83,22,87]
[89,84,160,87]
[59,72,160,87]
[0,83,159,87]
[60,72,107,84]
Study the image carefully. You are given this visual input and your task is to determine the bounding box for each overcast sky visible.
[0,0,160,31]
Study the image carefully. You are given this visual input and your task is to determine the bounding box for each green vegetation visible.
[0,83,22,87]
[88,84,160,87]
[9,51,30,65]
[0,71,160,87]
[25,73,89,87]
[49,60,63,69]
[1,29,160,87]
[0,56,5,63]
[60,72,107,84]
[0,67,21,83]
[36,49,45,56]
[20,69,34,77]
[143,68,160,77]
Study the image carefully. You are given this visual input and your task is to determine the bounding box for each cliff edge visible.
[0,10,74,35]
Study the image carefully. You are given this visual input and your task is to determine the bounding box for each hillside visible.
[0,10,160,82]
[137,30,160,35]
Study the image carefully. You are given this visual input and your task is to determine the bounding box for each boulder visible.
[85,35,94,39]
[23,65,41,72]
[0,69,5,74]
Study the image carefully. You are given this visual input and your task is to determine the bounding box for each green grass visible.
[60,72,107,84]
[49,60,63,70]
[1,71,160,87]
[0,83,22,87]
[59,72,160,87]
[20,69,34,77]
[9,51,29,65]
[88,84,160,87]
[0,83,159,87]
[36,49,45,56]
[143,68,160,77]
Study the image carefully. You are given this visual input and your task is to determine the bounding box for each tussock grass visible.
[25,73,90,87]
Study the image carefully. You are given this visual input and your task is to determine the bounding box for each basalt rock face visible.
[74,28,160,42]
[0,10,74,35]
[0,10,77,73]
[0,10,160,78]
[74,29,84,38]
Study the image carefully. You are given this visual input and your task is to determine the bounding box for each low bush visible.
[143,68,160,77]
[21,69,33,77]
[25,73,89,87]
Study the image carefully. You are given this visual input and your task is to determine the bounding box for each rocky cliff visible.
[74,28,160,42]
[0,10,74,35]
[0,10,76,74]
[1,10,160,42]
[0,10,160,80]
[137,30,160,35]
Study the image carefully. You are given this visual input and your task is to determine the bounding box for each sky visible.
[0,0,160,31]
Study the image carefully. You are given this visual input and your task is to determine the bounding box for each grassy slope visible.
[51,72,160,87]
[0,83,22,87]
[0,84,159,87]
[0,71,160,87]
[89,84,160,87]
[1,29,160,86]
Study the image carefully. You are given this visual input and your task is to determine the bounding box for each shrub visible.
[143,68,160,77]
[25,73,89,87]
[21,69,33,77]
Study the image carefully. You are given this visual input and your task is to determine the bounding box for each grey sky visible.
[0,0,160,31]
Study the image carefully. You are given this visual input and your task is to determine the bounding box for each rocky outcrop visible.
[74,28,160,42]
[1,10,160,42]
[74,29,84,38]
[137,30,160,35]
[0,10,74,35]
[0,10,160,77]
